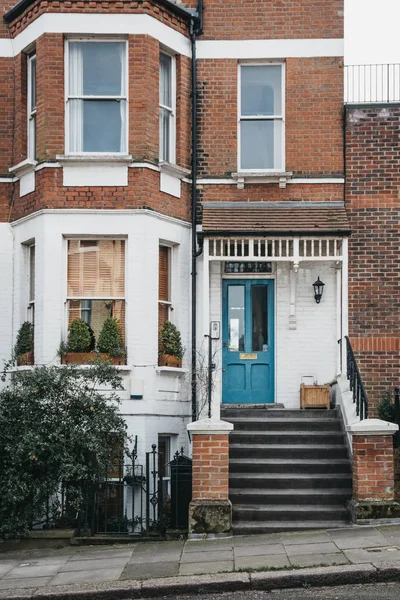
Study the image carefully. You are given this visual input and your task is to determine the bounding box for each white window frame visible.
[159,51,176,164]
[27,243,35,324]
[158,243,173,321]
[27,54,36,161]
[238,61,285,173]
[64,38,129,156]
[64,237,127,341]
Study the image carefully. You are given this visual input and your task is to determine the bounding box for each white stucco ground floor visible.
[0,211,349,463]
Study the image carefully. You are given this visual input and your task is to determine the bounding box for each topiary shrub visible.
[67,318,92,353]
[14,322,34,358]
[377,388,396,423]
[160,321,183,359]
[97,317,124,356]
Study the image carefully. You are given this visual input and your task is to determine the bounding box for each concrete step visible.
[229,458,352,475]
[232,504,349,522]
[230,444,349,460]
[229,473,353,489]
[233,521,351,535]
[227,417,342,432]
[221,408,337,420]
[230,431,346,445]
[230,488,352,505]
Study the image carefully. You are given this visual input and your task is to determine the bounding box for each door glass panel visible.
[252,285,268,351]
[228,285,245,351]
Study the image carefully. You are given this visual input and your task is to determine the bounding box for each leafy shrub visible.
[97,317,124,356]
[160,321,183,359]
[0,361,127,540]
[14,322,34,357]
[67,319,92,353]
[377,388,396,423]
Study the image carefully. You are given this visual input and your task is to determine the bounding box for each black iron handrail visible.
[345,336,369,421]
[345,64,400,104]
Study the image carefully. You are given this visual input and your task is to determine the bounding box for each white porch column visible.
[202,238,210,338]
[341,238,349,376]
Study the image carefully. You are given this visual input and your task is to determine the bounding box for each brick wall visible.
[9,167,191,222]
[182,0,343,40]
[197,57,344,179]
[352,434,395,501]
[0,57,14,174]
[346,106,400,414]
[191,433,229,500]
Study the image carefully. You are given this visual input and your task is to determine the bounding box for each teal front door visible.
[222,279,274,404]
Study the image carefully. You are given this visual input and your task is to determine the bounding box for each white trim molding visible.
[197,38,344,60]
[0,13,192,58]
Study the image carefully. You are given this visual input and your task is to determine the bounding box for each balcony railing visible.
[345,64,400,104]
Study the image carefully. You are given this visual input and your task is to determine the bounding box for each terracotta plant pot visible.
[16,352,34,366]
[62,353,126,366]
[158,354,182,368]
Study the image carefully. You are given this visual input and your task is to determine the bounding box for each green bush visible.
[67,319,92,353]
[377,388,396,423]
[14,322,34,357]
[160,321,183,359]
[0,361,127,540]
[97,317,124,356]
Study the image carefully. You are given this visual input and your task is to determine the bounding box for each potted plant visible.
[14,322,34,366]
[159,321,183,368]
[97,317,126,365]
[61,318,94,364]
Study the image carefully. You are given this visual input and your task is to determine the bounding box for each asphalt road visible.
[149,582,400,600]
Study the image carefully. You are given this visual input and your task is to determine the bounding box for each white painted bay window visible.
[27,54,36,160]
[67,239,126,343]
[159,52,176,163]
[67,40,127,154]
[239,63,284,171]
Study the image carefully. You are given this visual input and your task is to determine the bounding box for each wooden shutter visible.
[158,246,170,350]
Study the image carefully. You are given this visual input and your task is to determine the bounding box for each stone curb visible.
[2,563,400,600]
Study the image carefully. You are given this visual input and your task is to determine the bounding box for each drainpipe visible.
[190,1,203,422]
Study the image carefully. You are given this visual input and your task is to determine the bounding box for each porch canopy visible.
[201,201,350,266]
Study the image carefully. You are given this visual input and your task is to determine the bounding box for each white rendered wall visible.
[10,209,192,460]
[0,224,14,368]
[206,261,338,410]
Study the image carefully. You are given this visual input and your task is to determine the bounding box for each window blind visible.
[67,240,125,297]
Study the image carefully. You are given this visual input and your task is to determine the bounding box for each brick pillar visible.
[348,419,400,522]
[187,418,233,536]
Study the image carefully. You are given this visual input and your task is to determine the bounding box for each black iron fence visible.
[345,64,400,104]
[29,440,192,537]
[345,336,369,421]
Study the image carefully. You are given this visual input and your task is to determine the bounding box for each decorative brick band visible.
[351,337,400,352]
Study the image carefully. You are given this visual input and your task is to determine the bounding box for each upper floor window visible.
[159,52,176,163]
[27,54,36,160]
[67,40,127,154]
[239,64,284,171]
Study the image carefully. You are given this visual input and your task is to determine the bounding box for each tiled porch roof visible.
[202,202,351,236]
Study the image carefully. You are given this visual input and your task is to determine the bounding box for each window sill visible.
[9,158,37,177]
[156,367,189,375]
[159,161,191,180]
[232,171,293,189]
[56,154,133,166]
[8,364,132,372]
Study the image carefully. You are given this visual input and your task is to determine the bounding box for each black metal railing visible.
[345,64,400,104]
[345,336,369,421]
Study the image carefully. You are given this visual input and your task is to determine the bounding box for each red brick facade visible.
[352,434,395,502]
[191,433,230,501]
[346,106,400,414]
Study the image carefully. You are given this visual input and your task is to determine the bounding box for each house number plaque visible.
[240,353,257,360]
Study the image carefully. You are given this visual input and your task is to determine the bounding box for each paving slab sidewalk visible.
[0,524,400,597]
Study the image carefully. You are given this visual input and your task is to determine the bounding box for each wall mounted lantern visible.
[312,276,325,304]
